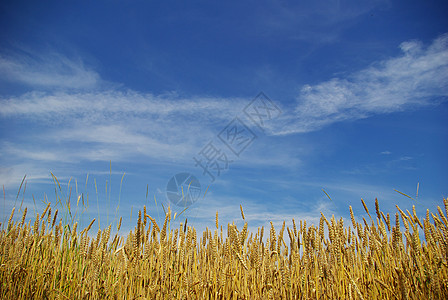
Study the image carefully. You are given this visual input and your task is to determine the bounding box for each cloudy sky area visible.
[0,0,447,234]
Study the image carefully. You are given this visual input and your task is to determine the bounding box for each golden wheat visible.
[1,199,448,299]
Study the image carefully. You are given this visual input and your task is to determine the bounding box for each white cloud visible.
[0,90,246,164]
[0,52,100,89]
[1,33,447,194]
[0,163,53,189]
[0,90,241,122]
[1,142,60,161]
[270,33,448,135]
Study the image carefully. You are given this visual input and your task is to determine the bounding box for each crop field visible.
[1,198,447,299]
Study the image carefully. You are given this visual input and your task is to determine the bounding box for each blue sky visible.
[0,0,447,234]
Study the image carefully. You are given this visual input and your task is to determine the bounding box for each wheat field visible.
[1,198,447,299]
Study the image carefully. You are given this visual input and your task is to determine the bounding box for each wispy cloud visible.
[0,90,239,119]
[0,52,100,89]
[271,33,448,134]
[0,90,245,165]
[0,163,52,190]
[1,34,447,192]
